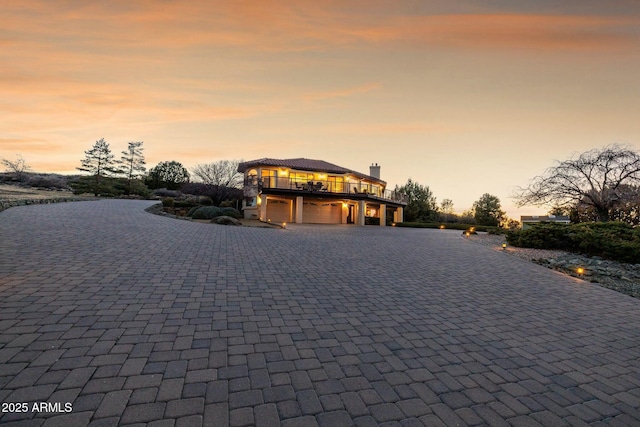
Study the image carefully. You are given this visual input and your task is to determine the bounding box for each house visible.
[520,215,571,230]
[237,158,407,226]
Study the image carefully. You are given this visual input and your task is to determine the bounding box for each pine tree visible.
[77,138,116,196]
[119,141,146,193]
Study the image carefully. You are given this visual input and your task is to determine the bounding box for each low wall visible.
[0,197,91,213]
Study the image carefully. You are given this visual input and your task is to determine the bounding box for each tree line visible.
[393,178,509,227]
[70,138,244,197]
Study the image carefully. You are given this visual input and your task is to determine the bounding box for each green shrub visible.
[186,206,200,217]
[220,207,242,219]
[161,197,174,208]
[26,173,69,189]
[153,188,181,198]
[191,206,224,219]
[199,196,213,206]
[173,200,198,208]
[506,221,640,263]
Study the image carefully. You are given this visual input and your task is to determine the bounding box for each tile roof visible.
[238,158,386,184]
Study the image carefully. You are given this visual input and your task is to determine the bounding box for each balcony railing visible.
[245,177,407,204]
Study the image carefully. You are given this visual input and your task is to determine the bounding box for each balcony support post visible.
[296,196,304,224]
[260,194,268,221]
[394,207,404,223]
[357,200,365,226]
[380,204,386,226]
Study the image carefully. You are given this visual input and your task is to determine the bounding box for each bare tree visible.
[1,154,32,181]
[439,198,455,222]
[191,160,243,188]
[514,144,640,222]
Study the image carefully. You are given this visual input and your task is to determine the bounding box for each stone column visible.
[380,204,386,226]
[296,196,304,224]
[260,195,268,221]
[357,200,365,226]
[394,207,404,223]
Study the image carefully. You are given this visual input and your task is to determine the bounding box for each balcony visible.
[245,176,407,205]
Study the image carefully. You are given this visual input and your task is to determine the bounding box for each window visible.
[327,176,344,192]
[262,169,277,188]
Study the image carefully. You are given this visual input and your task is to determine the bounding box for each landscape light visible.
[439,225,445,229]
[470,227,475,232]
[465,232,470,237]
[502,243,507,250]
[282,222,286,229]
[577,267,585,275]
[392,223,396,227]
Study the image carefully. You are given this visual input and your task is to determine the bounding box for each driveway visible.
[1,199,639,426]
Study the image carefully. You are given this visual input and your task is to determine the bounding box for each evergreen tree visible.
[473,193,506,226]
[146,161,190,190]
[119,141,146,194]
[395,179,438,222]
[76,138,116,196]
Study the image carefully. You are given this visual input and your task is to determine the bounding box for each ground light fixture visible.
[577,267,585,276]
[282,222,286,229]
[502,243,507,250]
[439,225,445,229]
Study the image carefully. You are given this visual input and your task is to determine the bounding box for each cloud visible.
[0,138,63,154]
[331,122,454,135]
[302,82,381,103]
[365,14,639,52]
[4,2,638,56]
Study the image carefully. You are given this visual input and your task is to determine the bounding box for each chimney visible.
[369,163,380,179]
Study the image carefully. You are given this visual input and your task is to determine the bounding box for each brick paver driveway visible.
[1,200,639,426]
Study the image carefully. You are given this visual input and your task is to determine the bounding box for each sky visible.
[2,1,640,219]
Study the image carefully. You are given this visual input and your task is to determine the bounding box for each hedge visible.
[506,222,640,264]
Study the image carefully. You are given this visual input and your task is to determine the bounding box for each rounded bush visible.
[220,207,242,219]
[186,206,200,217]
[191,206,224,219]
[199,196,213,206]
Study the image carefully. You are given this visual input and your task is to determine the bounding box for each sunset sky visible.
[2,1,640,218]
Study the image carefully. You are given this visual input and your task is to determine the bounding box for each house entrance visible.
[347,205,354,224]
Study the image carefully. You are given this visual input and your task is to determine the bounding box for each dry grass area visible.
[0,184,77,200]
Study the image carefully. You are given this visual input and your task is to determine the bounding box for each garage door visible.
[266,199,291,222]
[303,201,342,224]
